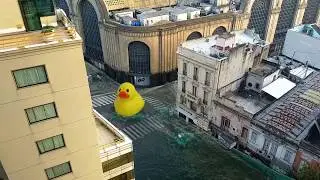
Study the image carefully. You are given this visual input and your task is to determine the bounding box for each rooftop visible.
[254,71,320,141]
[222,90,272,115]
[291,24,320,39]
[181,29,267,59]
[0,9,79,54]
[250,61,279,77]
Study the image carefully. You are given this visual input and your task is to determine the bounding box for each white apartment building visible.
[176,29,269,131]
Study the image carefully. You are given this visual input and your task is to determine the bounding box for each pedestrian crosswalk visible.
[92,93,116,108]
[92,94,169,111]
[122,115,164,140]
[144,96,168,111]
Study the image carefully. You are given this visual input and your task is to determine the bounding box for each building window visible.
[180,95,186,105]
[193,67,198,81]
[205,72,210,86]
[203,91,208,105]
[248,82,252,87]
[283,150,293,163]
[182,81,186,93]
[36,134,65,154]
[34,0,55,16]
[183,63,187,75]
[250,131,258,144]
[45,162,72,179]
[241,127,248,139]
[221,116,230,131]
[19,0,55,31]
[13,65,48,88]
[25,103,57,124]
[192,86,197,96]
[128,41,151,75]
[255,83,260,89]
[190,101,197,111]
[201,106,207,116]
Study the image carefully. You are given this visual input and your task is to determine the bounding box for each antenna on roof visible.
[290,51,295,65]
[304,61,309,78]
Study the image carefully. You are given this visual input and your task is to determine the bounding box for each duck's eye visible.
[118,89,121,92]
[126,89,129,92]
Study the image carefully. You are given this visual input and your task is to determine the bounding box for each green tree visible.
[297,163,320,180]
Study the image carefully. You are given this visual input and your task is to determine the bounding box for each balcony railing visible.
[0,10,77,53]
[193,75,198,81]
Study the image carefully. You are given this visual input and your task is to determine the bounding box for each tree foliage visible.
[297,162,320,180]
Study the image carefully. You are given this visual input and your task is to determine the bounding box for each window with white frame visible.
[13,65,48,88]
[183,63,187,75]
[205,72,210,86]
[25,103,57,124]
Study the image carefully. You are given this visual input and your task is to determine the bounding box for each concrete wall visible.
[0,43,103,180]
[0,0,25,31]
[282,30,320,69]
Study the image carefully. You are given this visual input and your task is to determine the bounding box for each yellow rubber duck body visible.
[114,82,145,117]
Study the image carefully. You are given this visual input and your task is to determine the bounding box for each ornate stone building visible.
[54,0,320,86]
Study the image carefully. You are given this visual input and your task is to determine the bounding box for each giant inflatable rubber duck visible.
[114,82,145,117]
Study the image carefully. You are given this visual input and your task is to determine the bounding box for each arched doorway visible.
[128,41,151,86]
[248,0,271,40]
[213,26,227,35]
[79,0,104,63]
[55,0,70,18]
[187,32,202,40]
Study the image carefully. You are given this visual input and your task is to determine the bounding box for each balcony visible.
[0,10,79,53]
[193,75,198,81]
[93,110,134,179]
[186,91,199,102]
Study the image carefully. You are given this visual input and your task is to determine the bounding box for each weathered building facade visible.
[53,0,320,86]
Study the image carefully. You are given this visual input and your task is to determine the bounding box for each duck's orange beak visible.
[118,91,129,99]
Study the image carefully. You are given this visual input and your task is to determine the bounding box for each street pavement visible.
[85,62,263,180]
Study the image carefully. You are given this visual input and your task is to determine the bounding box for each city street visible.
[86,63,263,180]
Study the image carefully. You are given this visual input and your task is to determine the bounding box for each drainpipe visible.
[159,29,163,84]
[215,61,223,97]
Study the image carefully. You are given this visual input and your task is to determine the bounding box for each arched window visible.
[79,0,104,62]
[128,41,151,75]
[213,26,227,35]
[187,32,202,41]
[272,0,298,55]
[248,0,271,40]
[303,0,320,24]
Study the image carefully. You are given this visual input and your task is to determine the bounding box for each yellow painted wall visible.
[0,0,24,30]
[0,42,103,180]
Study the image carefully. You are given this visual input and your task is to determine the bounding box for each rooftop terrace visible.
[0,9,79,54]
[181,29,266,60]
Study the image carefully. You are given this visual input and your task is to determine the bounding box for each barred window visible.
[128,41,151,75]
[248,0,271,40]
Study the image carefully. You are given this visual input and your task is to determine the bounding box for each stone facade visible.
[56,0,319,86]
